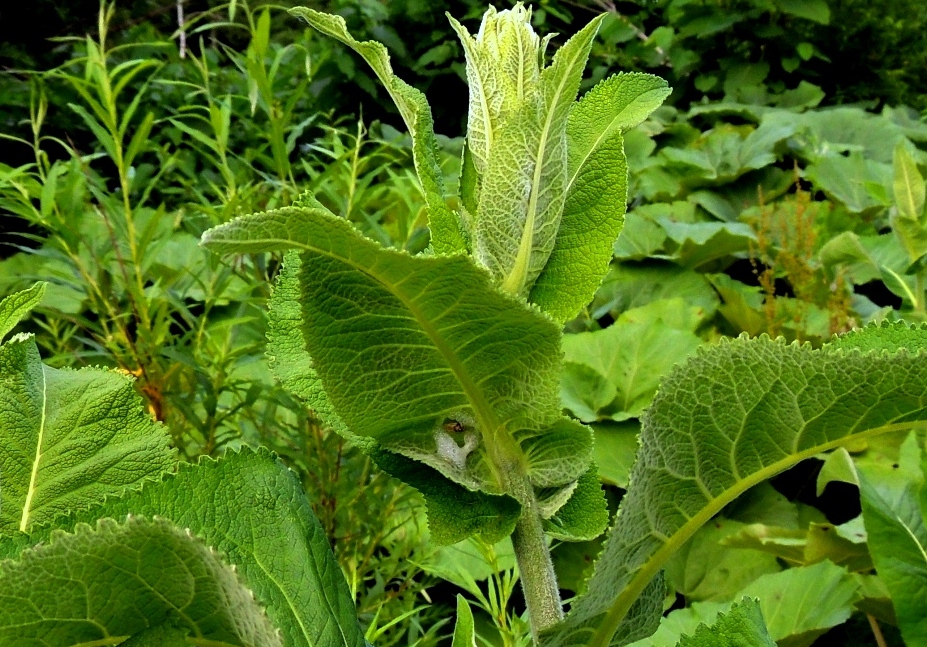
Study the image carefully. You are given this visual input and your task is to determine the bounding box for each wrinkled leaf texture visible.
[544,322,927,647]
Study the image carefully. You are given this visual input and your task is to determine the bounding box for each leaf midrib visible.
[502,38,587,294]
[584,419,927,647]
[19,364,47,532]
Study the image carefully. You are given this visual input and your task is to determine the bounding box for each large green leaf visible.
[268,250,522,544]
[4,448,365,647]
[0,334,174,535]
[893,142,926,222]
[473,15,603,296]
[0,517,282,646]
[202,207,585,502]
[290,8,465,255]
[529,74,669,322]
[544,324,927,647]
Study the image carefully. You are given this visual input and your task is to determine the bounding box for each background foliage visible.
[1,0,925,645]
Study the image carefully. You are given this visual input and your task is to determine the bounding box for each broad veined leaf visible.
[858,444,927,644]
[268,251,521,545]
[202,207,586,502]
[544,324,927,647]
[0,282,45,341]
[632,562,857,647]
[290,8,465,255]
[561,299,705,422]
[4,448,365,647]
[664,518,780,602]
[473,15,604,297]
[0,334,174,535]
[0,517,282,646]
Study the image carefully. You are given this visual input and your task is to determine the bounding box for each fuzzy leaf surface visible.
[0,335,173,535]
[2,448,364,647]
[0,517,282,646]
[290,8,465,254]
[474,16,603,296]
[269,252,522,543]
[674,598,775,647]
[202,207,581,500]
[545,326,927,647]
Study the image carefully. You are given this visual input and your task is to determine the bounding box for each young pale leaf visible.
[448,6,540,177]
[290,8,465,255]
[452,594,477,647]
[674,598,775,647]
[0,282,45,342]
[2,448,365,647]
[858,465,927,643]
[0,335,174,535]
[893,142,926,221]
[202,207,582,502]
[0,517,282,646]
[545,324,927,647]
[474,15,604,297]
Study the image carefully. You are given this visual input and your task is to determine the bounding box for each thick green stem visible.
[512,498,563,639]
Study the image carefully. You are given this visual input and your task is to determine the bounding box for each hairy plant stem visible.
[512,495,563,639]
[489,432,564,639]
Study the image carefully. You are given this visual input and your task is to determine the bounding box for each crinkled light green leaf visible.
[290,8,465,255]
[448,5,540,177]
[674,598,775,647]
[473,14,604,297]
[0,517,282,646]
[0,335,174,535]
[202,207,584,504]
[543,466,608,542]
[0,282,45,342]
[545,325,927,647]
[2,448,365,647]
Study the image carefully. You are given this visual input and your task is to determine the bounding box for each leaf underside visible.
[545,322,927,647]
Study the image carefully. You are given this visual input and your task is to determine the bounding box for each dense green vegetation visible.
[1,1,926,645]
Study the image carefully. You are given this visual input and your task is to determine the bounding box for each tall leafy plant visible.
[201,4,927,646]
[203,2,669,637]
